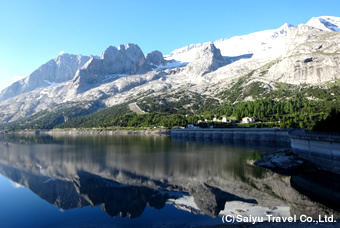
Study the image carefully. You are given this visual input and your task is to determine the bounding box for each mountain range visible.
[0,16,339,127]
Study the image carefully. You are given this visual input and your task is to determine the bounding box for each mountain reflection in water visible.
[0,134,338,226]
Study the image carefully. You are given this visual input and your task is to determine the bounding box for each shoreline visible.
[1,128,171,136]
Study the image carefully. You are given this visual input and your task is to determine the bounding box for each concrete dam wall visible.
[171,128,340,175]
[289,130,340,175]
[171,128,290,146]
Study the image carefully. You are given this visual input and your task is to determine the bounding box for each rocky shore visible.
[254,149,317,175]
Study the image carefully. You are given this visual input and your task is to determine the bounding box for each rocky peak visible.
[73,43,147,92]
[284,24,327,56]
[101,45,119,60]
[0,53,91,102]
[55,53,89,66]
[145,50,166,66]
[271,23,295,39]
[120,43,146,70]
[306,16,340,32]
[184,43,226,77]
[100,43,145,74]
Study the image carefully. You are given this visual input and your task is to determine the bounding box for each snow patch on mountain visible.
[167,195,202,214]
[154,61,188,71]
[43,80,59,87]
[167,43,203,61]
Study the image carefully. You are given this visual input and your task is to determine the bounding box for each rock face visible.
[267,25,340,84]
[185,43,226,77]
[73,43,146,92]
[145,50,166,66]
[101,44,145,75]
[0,54,91,101]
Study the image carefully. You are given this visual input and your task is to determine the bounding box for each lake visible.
[0,134,339,228]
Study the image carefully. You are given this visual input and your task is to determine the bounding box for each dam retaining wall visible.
[289,130,340,175]
[171,128,340,174]
[171,128,290,146]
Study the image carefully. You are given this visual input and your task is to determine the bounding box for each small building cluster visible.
[197,117,235,124]
[187,116,256,128]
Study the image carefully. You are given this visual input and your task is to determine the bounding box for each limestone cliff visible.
[0,54,92,101]
[184,42,226,77]
[265,25,340,84]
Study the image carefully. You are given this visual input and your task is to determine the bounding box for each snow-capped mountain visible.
[0,16,339,125]
[166,16,340,64]
[167,23,295,63]
[306,16,340,31]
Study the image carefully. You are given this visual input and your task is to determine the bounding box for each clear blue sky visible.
[0,0,339,91]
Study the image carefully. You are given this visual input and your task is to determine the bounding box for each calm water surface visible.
[0,134,339,228]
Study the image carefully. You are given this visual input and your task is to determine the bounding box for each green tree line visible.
[1,96,339,132]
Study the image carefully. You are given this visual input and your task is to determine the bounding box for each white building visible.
[222,117,234,123]
[241,117,255,124]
